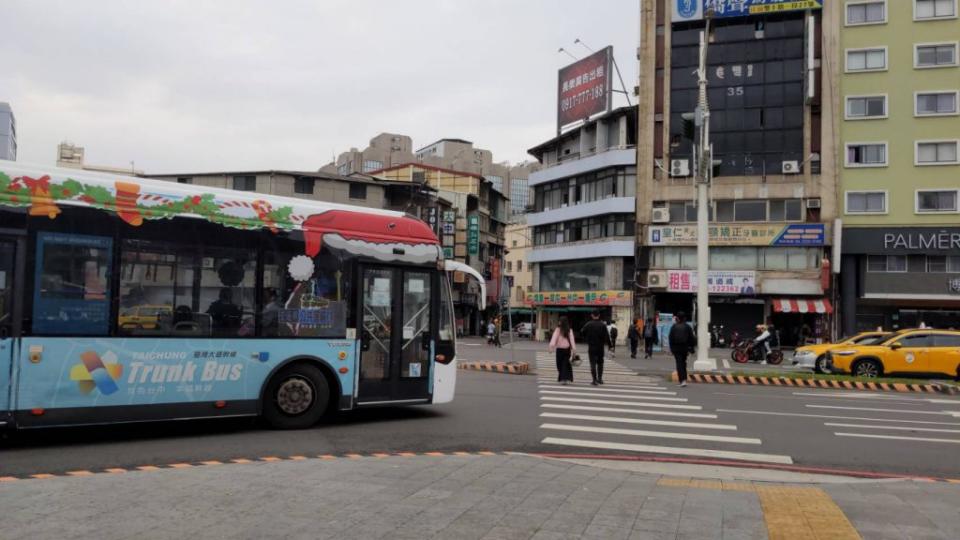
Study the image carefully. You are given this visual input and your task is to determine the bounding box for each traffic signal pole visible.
[693,18,714,371]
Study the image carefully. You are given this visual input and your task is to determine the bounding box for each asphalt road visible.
[2,339,958,479]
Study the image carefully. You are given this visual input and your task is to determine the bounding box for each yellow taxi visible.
[826,329,960,378]
[118,305,172,330]
[792,331,892,373]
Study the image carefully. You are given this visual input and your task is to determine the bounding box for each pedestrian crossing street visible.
[534,352,795,465]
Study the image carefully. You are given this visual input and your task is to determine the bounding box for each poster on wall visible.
[672,0,822,22]
[557,47,613,131]
[667,270,756,294]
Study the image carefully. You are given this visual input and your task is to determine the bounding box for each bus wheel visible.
[262,364,329,429]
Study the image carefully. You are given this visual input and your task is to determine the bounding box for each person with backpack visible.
[581,310,609,385]
[548,316,576,385]
[668,311,697,387]
[607,320,619,358]
[643,317,658,359]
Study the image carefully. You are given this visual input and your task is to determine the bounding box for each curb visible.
[458,361,530,375]
[671,371,959,394]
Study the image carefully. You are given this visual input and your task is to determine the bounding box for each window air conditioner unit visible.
[806,198,821,209]
[647,271,668,289]
[670,159,690,177]
[651,207,670,224]
[781,160,800,174]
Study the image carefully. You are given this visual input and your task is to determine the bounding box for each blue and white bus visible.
[0,162,477,429]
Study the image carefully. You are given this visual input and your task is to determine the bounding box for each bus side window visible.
[200,248,256,338]
[33,232,112,336]
[118,239,186,336]
[260,246,351,338]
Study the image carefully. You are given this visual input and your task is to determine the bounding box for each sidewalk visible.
[1,453,957,539]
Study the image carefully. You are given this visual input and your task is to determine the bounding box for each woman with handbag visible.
[548,316,576,385]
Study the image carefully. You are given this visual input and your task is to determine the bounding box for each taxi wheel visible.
[814,355,829,374]
[852,359,882,378]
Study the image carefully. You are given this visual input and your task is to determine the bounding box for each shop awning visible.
[772,298,833,314]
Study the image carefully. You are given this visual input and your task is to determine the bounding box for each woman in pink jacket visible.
[548,316,576,385]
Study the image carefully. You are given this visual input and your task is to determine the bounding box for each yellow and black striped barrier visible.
[458,361,530,375]
[672,372,958,394]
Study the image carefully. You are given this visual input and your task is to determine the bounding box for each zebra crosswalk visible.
[534,353,794,465]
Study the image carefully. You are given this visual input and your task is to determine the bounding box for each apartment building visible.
[837,0,960,332]
[324,133,416,176]
[637,1,841,344]
[526,106,638,340]
[56,142,144,175]
[0,103,15,161]
[504,219,534,316]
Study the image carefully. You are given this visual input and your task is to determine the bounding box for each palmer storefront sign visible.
[843,227,960,255]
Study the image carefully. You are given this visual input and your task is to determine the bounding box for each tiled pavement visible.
[1,453,958,539]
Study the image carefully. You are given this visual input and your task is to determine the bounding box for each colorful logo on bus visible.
[70,351,123,395]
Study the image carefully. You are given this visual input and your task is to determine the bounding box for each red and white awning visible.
[772,298,833,314]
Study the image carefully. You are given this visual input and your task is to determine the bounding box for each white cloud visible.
[0,0,638,171]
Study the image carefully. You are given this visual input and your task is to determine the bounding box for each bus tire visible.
[262,363,329,430]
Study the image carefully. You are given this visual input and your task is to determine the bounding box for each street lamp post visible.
[692,14,715,371]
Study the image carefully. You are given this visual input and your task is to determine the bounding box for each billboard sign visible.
[648,223,826,246]
[672,0,822,22]
[525,289,632,307]
[557,46,613,130]
[467,215,480,255]
[667,270,756,294]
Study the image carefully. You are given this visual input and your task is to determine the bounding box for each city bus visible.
[0,161,476,429]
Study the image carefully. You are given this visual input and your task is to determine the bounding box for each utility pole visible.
[692,13,715,371]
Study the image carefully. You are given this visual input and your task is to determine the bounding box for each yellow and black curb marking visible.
[672,371,958,394]
[458,361,530,375]
[0,450,508,483]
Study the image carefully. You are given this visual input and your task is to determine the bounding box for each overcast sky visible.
[1,1,638,173]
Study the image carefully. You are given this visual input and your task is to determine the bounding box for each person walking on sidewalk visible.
[668,312,697,387]
[548,316,576,385]
[628,319,641,359]
[643,318,658,359]
[581,310,609,386]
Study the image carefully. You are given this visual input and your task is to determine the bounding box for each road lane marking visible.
[538,390,688,402]
[541,437,794,464]
[807,404,954,416]
[717,408,960,425]
[722,359,731,369]
[542,403,718,418]
[835,432,960,444]
[541,396,702,409]
[538,384,676,396]
[536,379,666,389]
[541,423,761,444]
[824,423,960,434]
[541,412,736,430]
[792,391,947,403]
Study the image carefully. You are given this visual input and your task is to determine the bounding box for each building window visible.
[232,175,256,191]
[176,177,192,184]
[925,256,960,273]
[362,160,383,173]
[915,0,957,20]
[768,200,803,222]
[540,260,604,291]
[412,171,426,183]
[294,177,315,194]
[916,91,958,116]
[506,261,513,272]
[916,43,958,68]
[516,260,523,272]
[846,48,887,72]
[846,1,886,25]
[845,143,888,167]
[348,182,367,200]
[845,191,887,214]
[916,190,959,213]
[846,95,887,119]
[867,255,907,273]
[916,141,959,165]
[337,163,351,176]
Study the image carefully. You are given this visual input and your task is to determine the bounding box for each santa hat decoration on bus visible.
[301,210,441,264]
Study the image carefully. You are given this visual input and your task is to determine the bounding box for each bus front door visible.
[0,235,24,427]
[357,265,434,405]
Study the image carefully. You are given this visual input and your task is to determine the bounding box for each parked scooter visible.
[709,325,727,348]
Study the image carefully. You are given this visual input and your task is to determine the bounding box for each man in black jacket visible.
[668,311,697,387]
[581,310,609,385]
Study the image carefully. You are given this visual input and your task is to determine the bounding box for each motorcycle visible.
[732,341,783,365]
[710,325,727,348]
